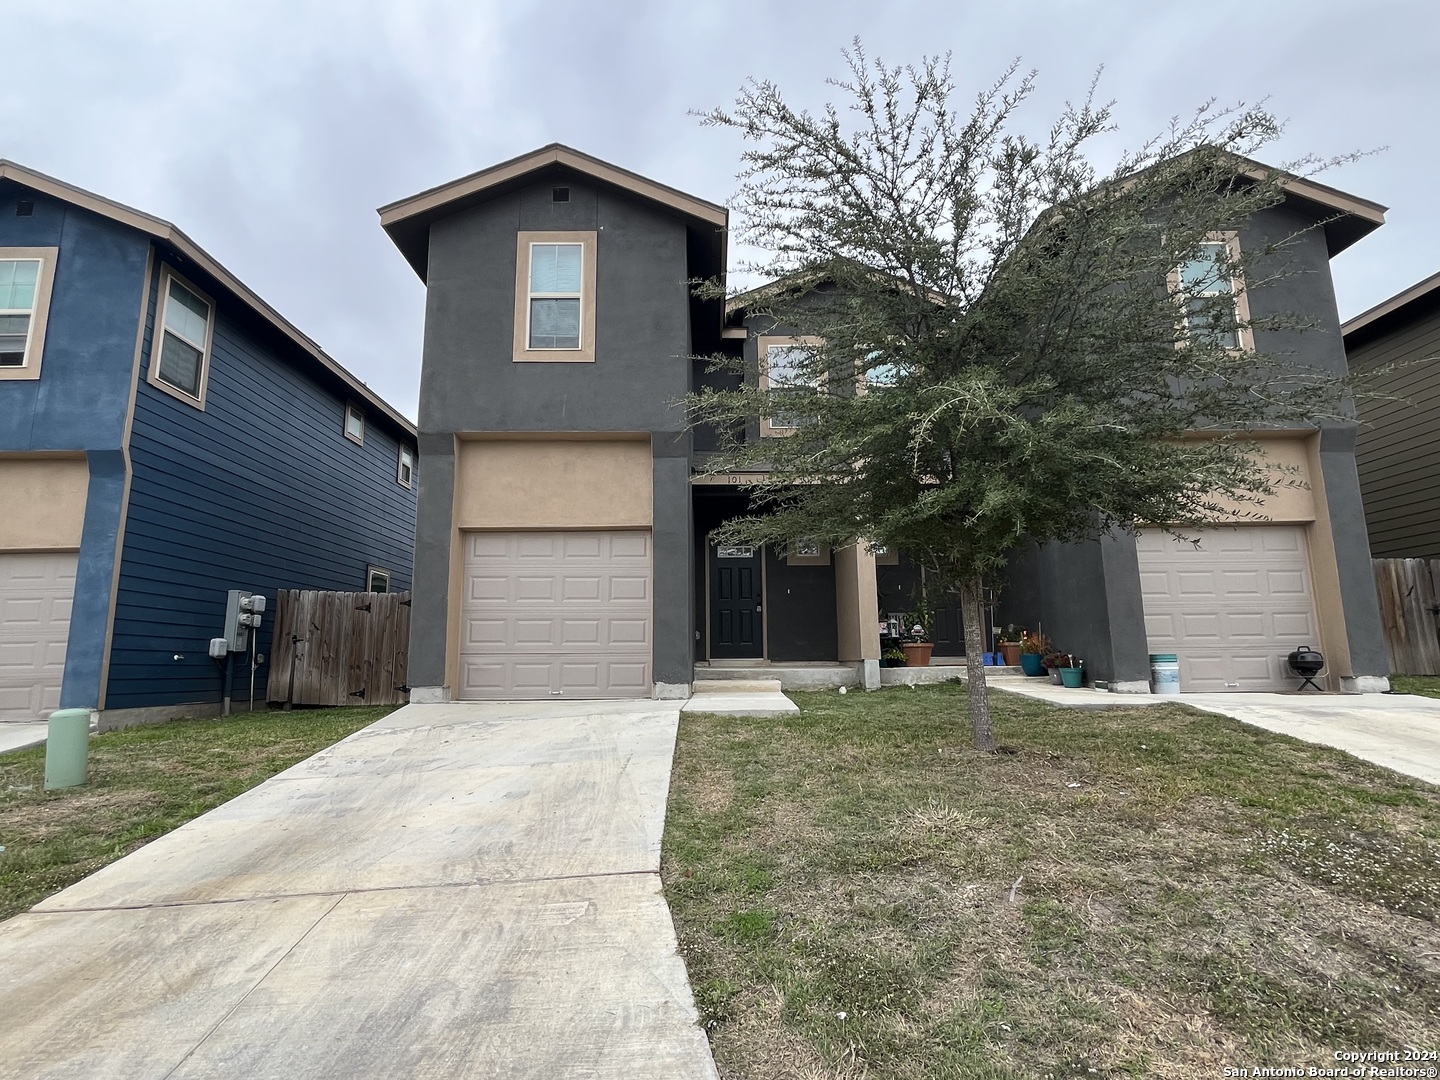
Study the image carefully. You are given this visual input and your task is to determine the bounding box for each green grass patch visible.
[0,706,390,921]
[1391,675,1440,699]
[663,682,1440,1078]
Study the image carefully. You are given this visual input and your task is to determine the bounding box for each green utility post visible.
[44,709,91,790]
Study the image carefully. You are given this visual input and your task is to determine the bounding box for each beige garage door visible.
[1137,526,1319,692]
[459,531,652,700]
[0,552,77,723]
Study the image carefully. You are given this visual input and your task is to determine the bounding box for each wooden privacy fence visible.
[1373,558,1440,675]
[268,589,411,706]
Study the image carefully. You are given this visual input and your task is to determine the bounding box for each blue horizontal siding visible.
[106,255,417,709]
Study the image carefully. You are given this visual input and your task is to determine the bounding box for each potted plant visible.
[1041,652,1066,684]
[1056,655,1084,688]
[1019,632,1050,676]
[881,647,907,668]
[900,587,936,667]
[997,625,1023,667]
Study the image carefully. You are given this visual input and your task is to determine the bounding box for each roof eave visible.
[0,160,416,438]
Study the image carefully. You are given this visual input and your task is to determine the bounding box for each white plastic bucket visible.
[1150,653,1180,696]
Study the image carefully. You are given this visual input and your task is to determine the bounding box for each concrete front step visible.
[692,678,783,695]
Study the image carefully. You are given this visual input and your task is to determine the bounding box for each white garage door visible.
[459,531,652,700]
[1137,526,1319,692]
[0,552,77,723]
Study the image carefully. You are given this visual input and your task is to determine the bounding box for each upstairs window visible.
[397,446,414,488]
[760,336,824,437]
[345,403,365,445]
[152,269,215,405]
[0,248,57,381]
[1175,233,1250,351]
[528,243,582,349]
[513,231,596,362]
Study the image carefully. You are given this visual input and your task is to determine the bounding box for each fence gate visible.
[1372,558,1440,676]
[268,589,411,706]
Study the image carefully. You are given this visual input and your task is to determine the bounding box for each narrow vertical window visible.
[1176,234,1248,350]
[345,403,365,444]
[0,258,41,368]
[367,567,391,593]
[151,268,215,405]
[0,248,57,380]
[397,446,414,488]
[528,243,583,349]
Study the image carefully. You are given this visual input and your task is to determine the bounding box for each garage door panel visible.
[459,531,652,700]
[0,552,76,723]
[1137,526,1317,692]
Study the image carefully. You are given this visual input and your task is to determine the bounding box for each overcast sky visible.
[7,0,1436,420]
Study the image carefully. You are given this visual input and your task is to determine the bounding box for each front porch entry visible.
[708,543,763,659]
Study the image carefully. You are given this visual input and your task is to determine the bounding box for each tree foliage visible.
[691,45,1364,749]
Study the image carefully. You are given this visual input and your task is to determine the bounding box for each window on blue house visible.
[0,248,57,381]
[367,566,391,593]
[345,403,365,445]
[151,268,215,405]
[397,446,414,488]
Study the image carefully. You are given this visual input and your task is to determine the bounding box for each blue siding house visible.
[0,161,417,729]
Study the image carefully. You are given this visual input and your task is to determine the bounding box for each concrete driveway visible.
[0,701,719,1080]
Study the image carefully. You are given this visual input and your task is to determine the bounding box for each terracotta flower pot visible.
[902,642,934,667]
[999,642,1021,667]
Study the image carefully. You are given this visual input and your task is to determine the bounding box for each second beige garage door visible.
[0,551,77,723]
[459,531,652,700]
[1137,526,1319,692]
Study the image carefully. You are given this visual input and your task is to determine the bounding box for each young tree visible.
[691,44,1363,751]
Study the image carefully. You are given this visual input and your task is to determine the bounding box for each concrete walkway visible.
[988,676,1440,787]
[0,701,719,1080]
[0,723,47,755]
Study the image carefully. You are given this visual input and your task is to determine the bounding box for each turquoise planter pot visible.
[1059,667,1084,688]
[1019,653,1045,677]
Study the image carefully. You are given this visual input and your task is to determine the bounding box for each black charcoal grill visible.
[1286,645,1325,692]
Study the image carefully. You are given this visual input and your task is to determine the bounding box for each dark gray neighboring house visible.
[380,145,1391,701]
[1343,272,1440,561]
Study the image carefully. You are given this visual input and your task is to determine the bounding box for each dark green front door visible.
[710,543,763,659]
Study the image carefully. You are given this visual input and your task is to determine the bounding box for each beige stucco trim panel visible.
[455,438,653,529]
[1302,434,1353,689]
[512,232,598,363]
[1200,435,1316,524]
[0,247,59,382]
[835,544,881,663]
[0,456,89,550]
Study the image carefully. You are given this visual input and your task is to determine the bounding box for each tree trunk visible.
[960,576,997,752]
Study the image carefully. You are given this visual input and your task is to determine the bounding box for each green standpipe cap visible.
[45,709,91,791]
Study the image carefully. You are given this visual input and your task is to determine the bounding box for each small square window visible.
[552,186,570,203]
[397,446,414,488]
[367,567,391,593]
[345,403,365,445]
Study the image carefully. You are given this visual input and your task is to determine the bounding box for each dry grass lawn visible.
[0,706,392,921]
[662,682,1440,1079]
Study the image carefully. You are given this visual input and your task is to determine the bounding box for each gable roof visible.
[1227,154,1386,257]
[1341,269,1440,347]
[0,159,415,438]
[378,143,728,281]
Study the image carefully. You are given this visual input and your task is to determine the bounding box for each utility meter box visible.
[209,637,228,659]
[222,590,268,653]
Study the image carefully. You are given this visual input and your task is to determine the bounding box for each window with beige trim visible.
[345,403,365,445]
[367,566,391,593]
[1172,232,1252,351]
[759,335,825,437]
[149,267,216,407]
[0,247,58,381]
[513,231,597,362]
[397,445,414,488]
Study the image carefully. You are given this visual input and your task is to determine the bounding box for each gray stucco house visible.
[381,144,1391,701]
